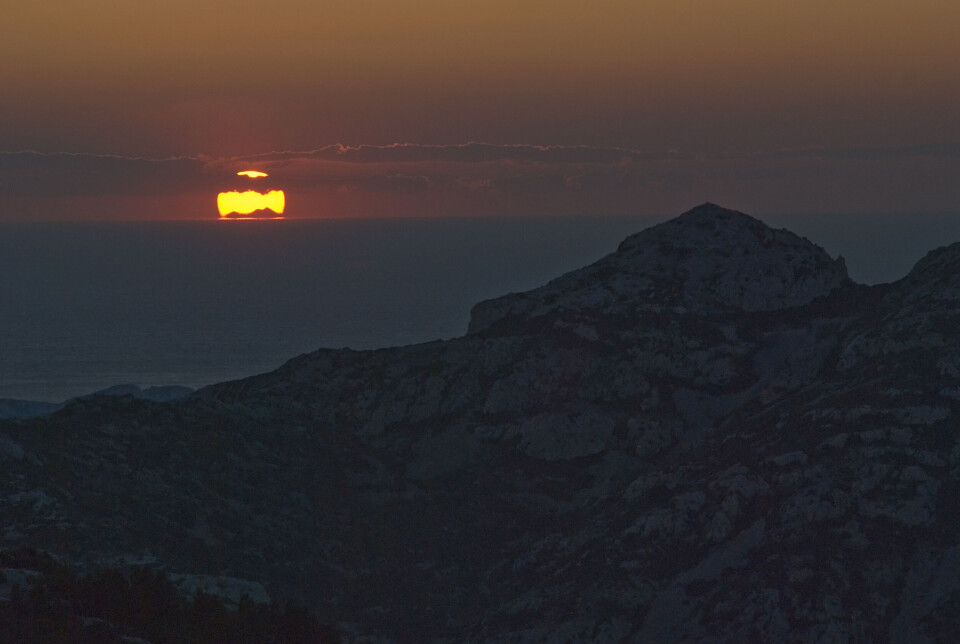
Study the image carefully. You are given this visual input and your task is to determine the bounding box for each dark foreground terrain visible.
[3,203,960,642]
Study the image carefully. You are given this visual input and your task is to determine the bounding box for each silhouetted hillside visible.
[3,204,960,641]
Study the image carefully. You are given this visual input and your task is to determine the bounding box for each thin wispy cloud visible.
[764,143,960,161]
[2,142,960,219]
[224,142,676,165]
[0,151,208,196]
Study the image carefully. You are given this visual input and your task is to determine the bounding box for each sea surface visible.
[1,212,958,402]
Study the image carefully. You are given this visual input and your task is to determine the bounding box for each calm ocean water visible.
[1,212,957,401]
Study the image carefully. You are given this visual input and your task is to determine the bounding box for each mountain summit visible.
[469,203,848,333]
[2,205,959,642]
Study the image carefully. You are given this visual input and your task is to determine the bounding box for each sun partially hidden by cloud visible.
[217,169,284,219]
[4,143,960,221]
[217,190,285,217]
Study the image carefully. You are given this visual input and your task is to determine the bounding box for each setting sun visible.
[218,169,285,219]
[217,190,285,218]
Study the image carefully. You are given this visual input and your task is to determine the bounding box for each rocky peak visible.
[469,203,849,333]
[892,241,960,302]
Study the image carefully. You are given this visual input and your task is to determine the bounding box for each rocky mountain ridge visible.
[2,203,959,642]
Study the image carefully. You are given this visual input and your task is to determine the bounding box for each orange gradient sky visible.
[2,1,960,219]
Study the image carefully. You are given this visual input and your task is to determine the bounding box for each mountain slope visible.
[2,204,958,642]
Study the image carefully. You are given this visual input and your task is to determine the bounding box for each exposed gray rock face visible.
[3,203,960,642]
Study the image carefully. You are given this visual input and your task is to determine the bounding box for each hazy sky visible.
[2,0,960,220]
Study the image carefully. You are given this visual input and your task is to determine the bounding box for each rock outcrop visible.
[2,203,959,642]
[468,202,849,333]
